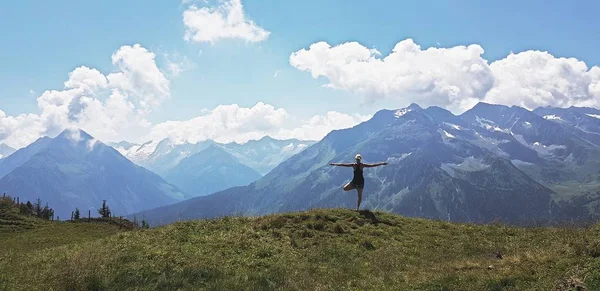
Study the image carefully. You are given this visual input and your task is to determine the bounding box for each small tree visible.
[74,208,81,220]
[98,200,111,218]
[141,220,150,229]
[41,203,54,220]
[34,198,42,218]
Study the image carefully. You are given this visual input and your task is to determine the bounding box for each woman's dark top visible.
[351,163,364,188]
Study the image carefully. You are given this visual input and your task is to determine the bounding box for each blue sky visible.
[1,0,600,148]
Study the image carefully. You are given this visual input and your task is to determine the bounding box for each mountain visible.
[107,141,139,149]
[462,102,597,162]
[122,140,161,164]
[107,141,139,155]
[164,144,262,197]
[221,137,317,175]
[114,136,316,177]
[136,103,591,227]
[0,143,16,159]
[456,103,600,213]
[533,106,600,146]
[137,139,216,177]
[0,129,185,219]
[0,137,53,179]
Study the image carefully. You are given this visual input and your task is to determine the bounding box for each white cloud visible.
[87,138,99,151]
[147,102,369,144]
[65,128,83,144]
[276,111,372,141]
[164,54,194,77]
[181,0,207,4]
[168,62,184,77]
[64,66,108,91]
[107,44,170,110]
[0,110,45,149]
[486,51,600,109]
[0,44,169,149]
[183,0,270,44]
[290,38,600,113]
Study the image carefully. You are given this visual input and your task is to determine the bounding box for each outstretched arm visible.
[329,162,355,167]
[362,162,388,168]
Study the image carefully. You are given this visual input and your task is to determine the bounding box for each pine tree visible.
[74,208,81,220]
[34,198,42,218]
[98,200,111,218]
[141,220,150,229]
[41,203,54,220]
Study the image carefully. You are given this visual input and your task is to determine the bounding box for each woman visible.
[329,154,388,210]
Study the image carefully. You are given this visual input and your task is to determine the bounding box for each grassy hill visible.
[0,196,45,232]
[1,197,600,290]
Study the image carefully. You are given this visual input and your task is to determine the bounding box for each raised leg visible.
[343,182,356,191]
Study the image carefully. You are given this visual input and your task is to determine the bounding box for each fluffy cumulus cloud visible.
[486,51,600,109]
[147,102,370,144]
[290,39,494,113]
[276,111,371,141]
[183,0,270,44]
[107,44,170,110]
[290,38,600,113]
[0,110,44,149]
[0,44,169,148]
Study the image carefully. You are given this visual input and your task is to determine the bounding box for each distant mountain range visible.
[107,136,316,198]
[164,144,262,197]
[0,143,16,160]
[0,129,186,219]
[220,137,316,175]
[0,131,314,219]
[111,137,316,177]
[133,102,600,226]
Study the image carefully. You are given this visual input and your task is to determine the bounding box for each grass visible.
[1,197,600,290]
[0,197,46,232]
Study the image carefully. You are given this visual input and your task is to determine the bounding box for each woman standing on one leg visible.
[330,154,388,210]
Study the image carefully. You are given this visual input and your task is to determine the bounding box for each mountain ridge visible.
[117,136,317,177]
[133,102,600,226]
[163,144,263,197]
[0,129,186,219]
